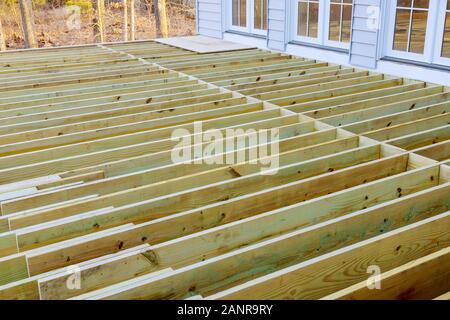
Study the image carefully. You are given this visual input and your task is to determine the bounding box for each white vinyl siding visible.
[349,0,381,68]
[197,0,224,38]
[267,0,288,50]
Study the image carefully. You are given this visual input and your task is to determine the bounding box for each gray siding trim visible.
[197,0,223,39]
[349,0,382,69]
[267,0,288,51]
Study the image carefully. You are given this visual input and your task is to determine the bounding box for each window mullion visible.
[406,6,413,52]
[339,1,344,43]
[307,2,311,37]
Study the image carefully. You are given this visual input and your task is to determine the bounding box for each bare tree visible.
[18,0,37,48]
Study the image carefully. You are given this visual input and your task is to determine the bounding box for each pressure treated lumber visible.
[0,41,448,301]
[322,247,450,300]
[207,212,450,300]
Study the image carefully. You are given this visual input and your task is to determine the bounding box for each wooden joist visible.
[0,41,448,300]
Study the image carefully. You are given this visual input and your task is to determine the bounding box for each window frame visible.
[227,0,268,36]
[324,0,354,49]
[289,0,352,50]
[382,0,450,67]
[432,0,450,65]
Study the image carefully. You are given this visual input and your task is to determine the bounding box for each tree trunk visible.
[158,0,169,38]
[18,0,37,48]
[153,0,168,38]
[153,0,162,38]
[130,0,135,41]
[0,18,6,51]
[96,0,106,43]
[123,0,128,41]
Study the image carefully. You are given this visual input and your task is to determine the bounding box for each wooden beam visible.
[77,198,450,299]
[207,212,450,300]
[322,247,450,300]
[0,165,441,299]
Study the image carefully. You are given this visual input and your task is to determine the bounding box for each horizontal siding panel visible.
[268,40,285,51]
[268,0,285,10]
[350,54,377,69]
[353,3,379,18]
[269,19,285,32]
[351,42,377,58]
[198,11,221,21]
[268,29,285,42]
[198,19,221,30]
[352,17,378,32]
[198,2,221,12]
[198,27,223,38]
[351,30,378,45]
[268,9,285,21]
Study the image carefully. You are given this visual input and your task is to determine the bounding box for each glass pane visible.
[232,0,239,26]
[308,2,319,38]
[329,3,341,41]
[341,4,352,43]
[263,0,268,30]
[442,12,450,58]
[397,0,412,8]
[409,10,428,53]
[231,0,247,27]
[413,0,429,9]
[393,9,410,51]
[240,0,247,27]
[254,0,268,30]
[254,0,262,30]
[298,2,308,36]
[232,0,246,27]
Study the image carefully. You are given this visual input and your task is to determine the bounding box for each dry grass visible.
[0,1,196,50]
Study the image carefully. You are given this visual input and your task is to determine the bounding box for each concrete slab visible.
[155,35,256,53]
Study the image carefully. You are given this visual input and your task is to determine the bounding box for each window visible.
[433,0,450,64]
[392,0,430,54]
[254,0,268,31]
[229,0,268,36]
[441,1,450,57]
[297,0,320,39]
[232,0,247,28]
[328,0,352,43]
[291,0,353,49]
[384,0,450,66]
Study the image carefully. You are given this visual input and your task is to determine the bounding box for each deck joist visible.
[0,40,448,300]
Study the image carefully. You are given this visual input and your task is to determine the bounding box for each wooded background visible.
[0,0,196,50]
